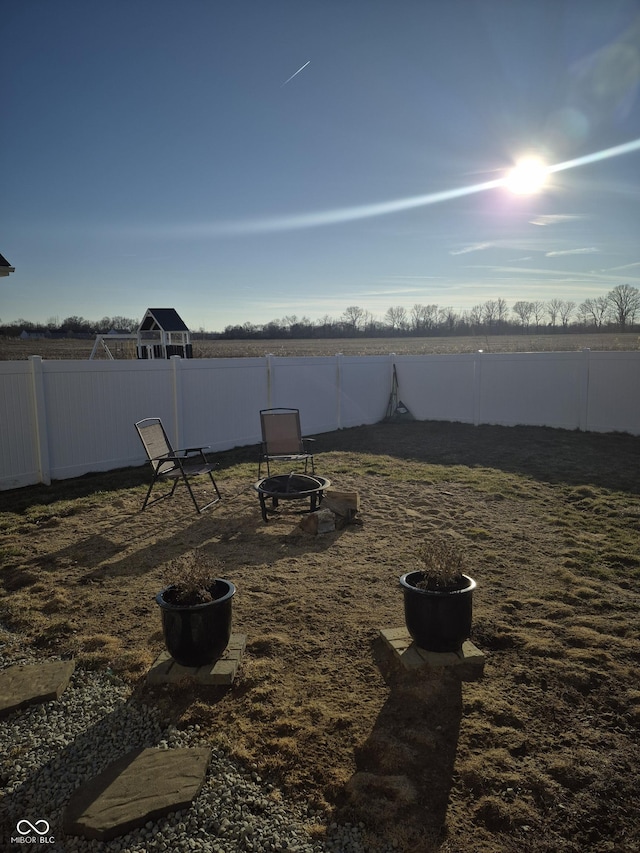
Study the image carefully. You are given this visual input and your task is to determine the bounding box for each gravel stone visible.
[0,643,395,853]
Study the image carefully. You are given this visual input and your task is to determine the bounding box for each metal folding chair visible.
[135,418,221,513]
[258,408,315,478]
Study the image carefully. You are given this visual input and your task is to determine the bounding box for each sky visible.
[2,0,640,333]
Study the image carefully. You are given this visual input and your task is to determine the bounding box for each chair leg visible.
[208,470,222,501]
[259,456,271,478]
[142,478,155,510]
[141,476,178,510]
[183,471,222,514]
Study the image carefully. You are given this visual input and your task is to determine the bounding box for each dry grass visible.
[1,421,639,852]
[1,331,639,361]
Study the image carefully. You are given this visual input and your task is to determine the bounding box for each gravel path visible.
[0,646,392,853]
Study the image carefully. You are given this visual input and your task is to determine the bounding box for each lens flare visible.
[504,157,549,195]
[126,137,640,238]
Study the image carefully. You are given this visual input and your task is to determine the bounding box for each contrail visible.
[281,60,310,87]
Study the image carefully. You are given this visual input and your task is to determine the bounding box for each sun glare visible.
[504,156,549,195]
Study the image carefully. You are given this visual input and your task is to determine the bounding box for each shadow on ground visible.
[322,421,640,494]
[335,640,463,853]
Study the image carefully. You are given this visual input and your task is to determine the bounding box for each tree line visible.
[1,285,638,340]
[0,315,139,337]
[219,284,640,340]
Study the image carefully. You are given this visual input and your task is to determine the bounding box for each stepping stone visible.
[63,746,211,840]
[0,659,75,719]
[379,628,485,681]
[146,633,246,686]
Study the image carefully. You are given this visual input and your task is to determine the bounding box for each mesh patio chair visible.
[135,417,221,513]
[258,408,315,478]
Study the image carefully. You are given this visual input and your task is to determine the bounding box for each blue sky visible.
[2,0,640,332]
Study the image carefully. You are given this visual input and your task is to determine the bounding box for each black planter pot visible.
[156,579,236,667]
[399,571,476,652]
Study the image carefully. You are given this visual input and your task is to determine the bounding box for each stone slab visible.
[299,508,335,535]
[379,628,485,680]
[146,634,246,686]
[0,659,75,719]
[63,746,211,840]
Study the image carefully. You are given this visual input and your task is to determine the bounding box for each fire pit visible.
[254,473,331,523]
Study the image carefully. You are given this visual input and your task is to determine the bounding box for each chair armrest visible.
[149,451,177,462]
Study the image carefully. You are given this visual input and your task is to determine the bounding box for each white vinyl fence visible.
[1,349,638,490]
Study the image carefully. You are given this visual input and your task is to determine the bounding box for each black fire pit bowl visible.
[254,474,331,522]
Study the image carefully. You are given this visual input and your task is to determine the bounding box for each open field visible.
[1,331,639,360]
[1,421,639,852]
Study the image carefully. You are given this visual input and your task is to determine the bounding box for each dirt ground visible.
[1,421,639,852]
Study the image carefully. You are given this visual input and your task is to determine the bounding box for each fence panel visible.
[339,356,391,427]
[0,361,39,489]
[1,349,638,491]
[478,352,585,430]
[42,359,175,481]
[269,357,341,435]
[586,351,640,433]
[394,355,477,422]
[178,357,268,451]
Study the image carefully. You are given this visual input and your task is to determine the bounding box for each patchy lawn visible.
[1,421,639,853]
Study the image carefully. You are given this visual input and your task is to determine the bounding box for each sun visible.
[504,156,549,195]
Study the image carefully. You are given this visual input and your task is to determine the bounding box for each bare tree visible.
[512,301,535,329]
[361,310,378,334]
[495,297,508,327]
[559,300,575,328]
[385,305,408,330]
[531,300,547,329]
[579,296,610,328]
[547,298,563,327]
[607,284,640,330]
[282,314,298,331]
[424,304,440,330]
[409,302,424,332]
[342,305,365,332]
[409,304,438,333]
[410,303,438,333]
[593,295,610,326]
[483,300,499,329]
[440,306,459,331]
[467,304,484,332]
[410,304,426,333]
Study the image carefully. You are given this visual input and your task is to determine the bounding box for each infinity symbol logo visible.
[16,819,50,835]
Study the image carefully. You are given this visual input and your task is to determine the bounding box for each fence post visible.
[266,354,274,409]
[171,356,183,447]
[336,353,343,429]
[579,348,590,431]
[28,356,51,485]
[473,350,483,426]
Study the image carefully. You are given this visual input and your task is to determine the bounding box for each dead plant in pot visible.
[161,549,223,605]
[414,536,467,591]
[399,534,476,652]
[156,550,236,666]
